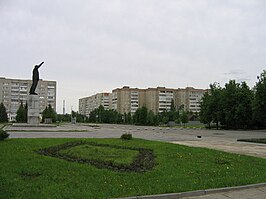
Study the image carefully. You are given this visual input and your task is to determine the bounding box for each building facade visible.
[146,87,176,113]
[176,87,206,113]
[0,77,56,121]
[79,86,206,117]
[112,86,146,115]
[79,93,111,117]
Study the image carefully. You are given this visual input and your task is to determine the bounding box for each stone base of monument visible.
[27,95,40,125]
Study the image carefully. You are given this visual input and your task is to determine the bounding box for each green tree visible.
[71,111,88,123]
[253,70,266,128]
[133,106,148,125]
[199,83,223,129]
[0,103,8,123]
[168,99,178,121]
[222,80,239,128]
[107,110,119,123]
[235,82,253,129]
[180,111,188,126]
[170,99,176,112]
[42,104,57,123]
[139,106,148,125]
[88,107,122,124]
[16,102,27,123]
[127,112,132,124]
[117,113,124,124]
[222,80,253,129]
[123,113,127,124]
[199,91,213,128]
[133,108,140,124]
[97,105,105,123]
[158,111,169,124]
[201,80,254,129]
[89,109,97,122]
[210,83,223,129]
[147,110,155,125]
[123,112,132,124]
[57,114,71,122]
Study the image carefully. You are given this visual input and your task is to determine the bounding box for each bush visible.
[120,133,133,140]
[0,129,9,141]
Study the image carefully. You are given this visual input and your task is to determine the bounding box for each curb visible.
[1,124,8,131]
[117,182,266,199]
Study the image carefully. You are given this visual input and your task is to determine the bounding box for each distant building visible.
[112,86,146,114]
[176,87,206,113]
[0,77,56,121]
[79,86,206,117]
[145,87,176,113]
[79,93,111,117]
[111,86,206,114]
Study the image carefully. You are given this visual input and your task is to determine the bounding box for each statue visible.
[29,62,44,95]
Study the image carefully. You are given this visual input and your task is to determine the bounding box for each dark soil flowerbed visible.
[37,141,156,172]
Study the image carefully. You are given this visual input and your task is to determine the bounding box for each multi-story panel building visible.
[145,88,158,113]
[176,87,206,113]
[157,87,175,113]
[144,87,176,113]
[130,90,139,113]
[79,86,206,117]
[79,93,111,117]
[112,86,145,114]
[0,77,56,121]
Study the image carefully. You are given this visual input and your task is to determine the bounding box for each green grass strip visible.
[237,138,266,144]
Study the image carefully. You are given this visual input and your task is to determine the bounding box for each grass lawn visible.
[238,138,266,144]
[59,144,139,165]
[1,138,266,199]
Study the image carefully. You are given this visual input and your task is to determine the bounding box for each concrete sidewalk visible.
[172,140,266,159]
[119,183,266,199]
[184,185,266,199]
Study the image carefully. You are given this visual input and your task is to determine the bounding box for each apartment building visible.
[79,86,206,117]
[112,86,146,114]
[79,93,111,116]
[156,87,175,113]
[0,77,56,121]
[176,87,206,112]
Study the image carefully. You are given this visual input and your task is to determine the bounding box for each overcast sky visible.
[1,0,266,113]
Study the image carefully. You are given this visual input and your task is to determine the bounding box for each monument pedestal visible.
[27,95,40,125]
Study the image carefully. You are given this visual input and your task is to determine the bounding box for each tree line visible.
[0,103,68,123]
[0,100,89,123]
[0,96,192,125]
[88,101,191,126]
[200,70,266,129]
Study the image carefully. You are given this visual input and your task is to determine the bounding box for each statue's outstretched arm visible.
[37,62,44,68]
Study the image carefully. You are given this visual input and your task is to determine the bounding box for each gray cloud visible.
[1,0,266,113]
[224,69,245,76]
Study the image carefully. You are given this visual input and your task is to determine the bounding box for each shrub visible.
[120,133,132,140]
[0,129,9,141]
